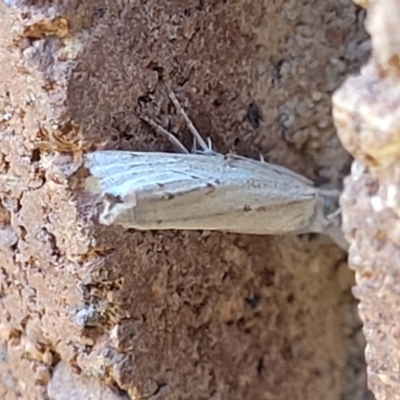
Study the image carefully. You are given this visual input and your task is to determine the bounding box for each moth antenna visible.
[207,137,213,151]
[167,89,209,152]
[191,136,197,154]
[140,115,189,154]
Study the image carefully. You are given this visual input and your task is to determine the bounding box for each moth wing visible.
[227,154,314,186]
[85,151,219,198]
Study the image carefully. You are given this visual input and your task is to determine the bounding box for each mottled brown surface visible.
[333,0,400,399]
[0,0,370,399]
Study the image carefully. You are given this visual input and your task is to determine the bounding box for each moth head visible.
[98,193,137,226]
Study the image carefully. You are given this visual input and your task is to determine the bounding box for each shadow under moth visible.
[84,89,348,250]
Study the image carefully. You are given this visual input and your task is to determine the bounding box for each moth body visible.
[85,151,346,248]
[84,88,348,250]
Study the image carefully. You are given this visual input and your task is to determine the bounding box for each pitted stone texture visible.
[333,0,400,398]
[0,0,369,399]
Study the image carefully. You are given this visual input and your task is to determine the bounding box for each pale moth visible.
[85,90,348,250]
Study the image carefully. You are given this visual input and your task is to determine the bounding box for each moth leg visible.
[167,90,209,152]
[140,115,190,154]
[189,136,216,156]
[326,207,341,220]
[199,137,218,156]
[86,192,106,222]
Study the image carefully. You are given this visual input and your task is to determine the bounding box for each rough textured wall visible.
[333,0,400,399]
[0,0,370,399]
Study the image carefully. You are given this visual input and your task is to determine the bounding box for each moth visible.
[84,90,348,250]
